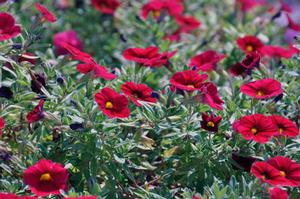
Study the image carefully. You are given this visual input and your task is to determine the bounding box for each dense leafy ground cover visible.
[0,0,300,198]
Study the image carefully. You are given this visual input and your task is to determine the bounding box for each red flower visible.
[232,153,257,172]
[94,87,130,118]
[76,63,116,80]
[233,114,277,143]
[240,51,260,69]
[228,62,248,77]
[0,193,37,199]
[192,195,202,199]
[251,161,286,185]
[240,78,283,99]
[61,42,94,63]
[197,82,224,110]
[123,46,176,67]
[121,82,157,106]
[188,50,225,72]
[175,15,201,33]
[0,117,5,136]
[91,0,120,15]
[35,3,57,23]
[0,12,22,41]
[141,0,184,19]
[259,45,298,59]
[287,14,300,32]
[269,188,288,199]
[170,70,208,92]
[23,159,69,196]
[26,100,45,124]
[267,156,300,187]
[200,113,222,132]
[0,0,7,3]
[64,197,97,199]
[53,30,83,55]
[236,35,264,54]
[270,115,299,137]
[236,0,265,12]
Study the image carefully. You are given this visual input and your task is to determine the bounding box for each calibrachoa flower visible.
[200,113,222,132]
[61,43,116,80]
[269,187,288,199]
[231,153,257,172]
[192,195,202,199]
[26,100,45,124]
[53,30,83,55]
[175,15,201,33]
[236,35,264,54]
[270,115,299,137]
[259,45,298,59]
[121,82,157,106]
[23,159,69,196]
[30,72,47,94]
[76,63,116,80]
[251,161,286,185]
[18,53,37,65]
[141,0,184,20]
[233,114,277,143]
[170,70,208,92]
[0,12,22,41]
[35,3,57,23]
[287,14,300,32]
[267,156,300,187]
[123,46,176,67]
[188,50,225,72]
[198,82,224,110]
[240,78,283,99]
[0,193,37,199]
[228,62,248,77]
[94,87,130,118]
[91,0,120,15]
[0,117,5,136]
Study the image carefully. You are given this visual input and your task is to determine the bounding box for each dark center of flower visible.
[246,45,254,53]
[251,127,258,135]
[105,101,113,109]
[256,90,264,96]
[280,170,286,177]
[40,173,52,181]
[207,121,215,127]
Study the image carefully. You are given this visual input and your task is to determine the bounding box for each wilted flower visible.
[198,82,224,110]
[0,117,5,136]
[30,72,47,94]
[231,153,257,172]
[26,100,45,124]
[23,159,69,196]
[0,86,13,99]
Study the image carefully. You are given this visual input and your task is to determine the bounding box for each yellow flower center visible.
[279,128,284,134]
[257,90,264,96]
[246,45,254,52]
[40,173,52,181]
[251,127,258,135]
[262,175,266,180]
[187,84,195,88]
[105,101,113,109]
[207,121,215,127]
[280,170,286,177]
[153,10,161,18]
